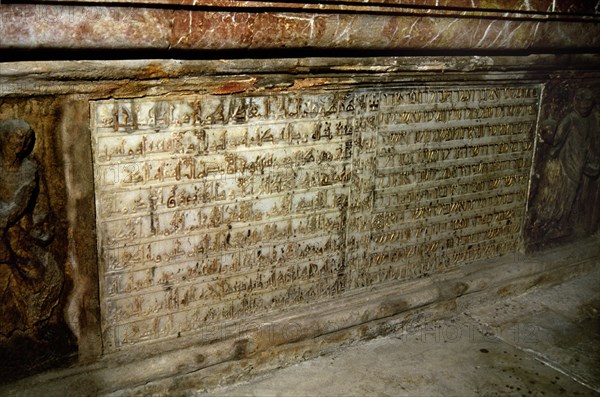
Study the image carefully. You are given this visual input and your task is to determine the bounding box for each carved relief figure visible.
[528,88,600,242]
[0,119,67,377]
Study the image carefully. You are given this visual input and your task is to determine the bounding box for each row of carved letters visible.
[98,142,530,191]
[97,87,538,131]
[98,153,352,186]
[98,164,528,220]
[378,140,532,168]
[105,228,519,328]
[97,157,528,219]
[107,225,519,308]
[96,120,533,165]
[104,208,345,246]
[375,174,528,206]
[103,198,522,280]
[96,133,530,191]
[376,158,529,188]
[97,120,355,161]
[107,236,519,346]
[101,188,525,249]
[382,122,533,145]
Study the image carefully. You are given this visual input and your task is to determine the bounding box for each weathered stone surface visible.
[0,95,101,381]
[5,0,600,16]
[467,266,600,393]
[0,103,77,382]
[200,266,600,397]
[1,235,597,397]
[1,2,599,53]
[0,51,598,390]
[90,84,538,351]
[525,82,600,250]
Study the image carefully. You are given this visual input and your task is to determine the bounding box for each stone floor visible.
[195,265,600,397]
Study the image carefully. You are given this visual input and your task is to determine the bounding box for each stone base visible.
[2,235,598,397]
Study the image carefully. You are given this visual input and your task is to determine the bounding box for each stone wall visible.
[1,1,599,394]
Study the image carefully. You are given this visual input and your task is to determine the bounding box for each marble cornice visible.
[1,1,599,54]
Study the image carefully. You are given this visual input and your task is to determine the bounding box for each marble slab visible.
[91,84,539,351]
[1,3,599,52]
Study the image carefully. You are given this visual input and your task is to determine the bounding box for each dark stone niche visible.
[0,108,76,382]
[525,82,600,250]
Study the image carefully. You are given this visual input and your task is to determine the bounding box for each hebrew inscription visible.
[91,85,539,350]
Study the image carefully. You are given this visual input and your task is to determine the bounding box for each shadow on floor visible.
[196,267,600,397]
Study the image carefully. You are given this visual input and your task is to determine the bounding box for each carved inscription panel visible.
[91,85,539,350]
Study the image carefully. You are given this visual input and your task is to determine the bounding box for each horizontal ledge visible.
[1,54,600,79]
[1,4,600,54]
[7,0,600,19]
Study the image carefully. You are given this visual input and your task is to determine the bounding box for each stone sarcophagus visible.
[1,0,599,394]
